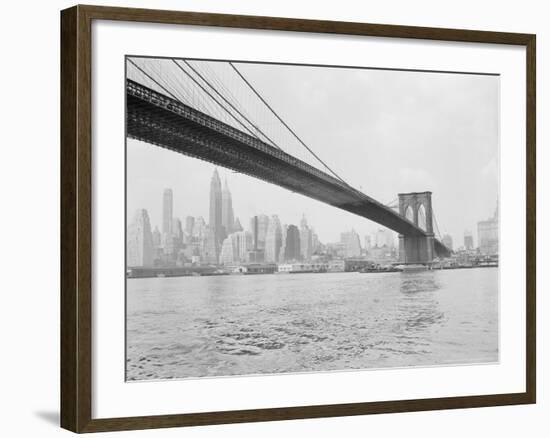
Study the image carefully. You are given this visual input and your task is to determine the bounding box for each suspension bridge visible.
[126,58,452,264]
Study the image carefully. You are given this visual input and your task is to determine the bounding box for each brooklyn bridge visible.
[126,58,452,264]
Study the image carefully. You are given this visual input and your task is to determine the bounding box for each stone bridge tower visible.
[398,191,435,264]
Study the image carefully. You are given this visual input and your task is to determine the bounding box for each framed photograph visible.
[60,5,536,433]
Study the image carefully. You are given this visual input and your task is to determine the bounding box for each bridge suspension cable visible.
[128,59,223,122]
[129,58,267,143]
[128,58,180,101]
[129,57,355,187]
[228,62,349,186]
[178,60,282,150]
[169,59,269,141]
[432,210,444,241]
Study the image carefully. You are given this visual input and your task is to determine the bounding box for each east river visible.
[126,268,498,381]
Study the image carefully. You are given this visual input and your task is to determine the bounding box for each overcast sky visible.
[127,60,499,247]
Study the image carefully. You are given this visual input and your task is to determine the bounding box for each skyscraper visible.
[185,216,195,236]
[249,214,270,250]
[209,168,223,253]
[204,227,219,265]
[192,216,207,240]
[172,218,183,246]
[219,230,252,265]
[247,215,265,262]
[127,209,154,267]
[152,226,161,248]
[282,224,301,261]
[340,229,361,258]
[478,200,499,255]
[250,216,258,248]
[279,224,287,261]
[220,233,239,265]
[265,215,282,263]
[162,188,173,236]
[236,231,252,261]
[299,214,313,261]
[464,230,474,250]
[221,178,234,236]
[233,217,243,233]
[311,232,320,255]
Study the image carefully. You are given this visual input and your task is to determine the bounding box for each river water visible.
[126,269,498,381]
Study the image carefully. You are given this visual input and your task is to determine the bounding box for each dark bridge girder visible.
[126,79,451,257]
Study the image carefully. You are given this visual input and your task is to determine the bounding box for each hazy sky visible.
[127,60,499,246]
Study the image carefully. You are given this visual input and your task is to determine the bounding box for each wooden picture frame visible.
[61,4,536,433]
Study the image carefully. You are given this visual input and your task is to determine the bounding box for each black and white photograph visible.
[1,0,543,434]
[125,56,499,381]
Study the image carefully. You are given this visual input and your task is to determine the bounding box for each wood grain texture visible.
[60,4,536,433]
[60,5,78,432]
[525,34,536,404]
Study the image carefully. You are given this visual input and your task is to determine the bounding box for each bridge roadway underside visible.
[126,81,450,258]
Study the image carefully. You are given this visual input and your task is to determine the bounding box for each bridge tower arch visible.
[398,191,435,264]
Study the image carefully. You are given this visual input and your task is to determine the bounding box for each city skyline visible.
[127,61,498,249]
[125,57,500,382]
[127,149,497,253]
[129,168,399,243]
[127,166,497,269]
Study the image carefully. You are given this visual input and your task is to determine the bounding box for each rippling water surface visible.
[126,269,498,380]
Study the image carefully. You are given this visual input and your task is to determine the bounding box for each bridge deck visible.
[126,79,450,256]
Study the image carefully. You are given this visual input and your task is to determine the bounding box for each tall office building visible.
[233,217,243,233]
[127,209,154,267]
[185,216,195,236]
[152,226,161,248]
[340,229,361,258]
[221,178,235,236]
[250,216,259,249]
[299,214,313,261]
[282,224,301,261]
[236,231,252,262]
[464,230,474,250]
[172,218,183,246]
[279,224,287,261]
[220,230,252,265]
[209,168,223,253]
[203,227,219,265]
[220,233,240,265]
[311,232,320,255]
[265,215,282,263]
[478,200,499,255]
[192,216,207,240]
[162,188,173,236]
[247,215,264,262]
[249,214,270,249]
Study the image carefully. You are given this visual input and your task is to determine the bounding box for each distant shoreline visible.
[127,264,498,280]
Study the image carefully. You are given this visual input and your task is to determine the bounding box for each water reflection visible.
[399,272,441,294]
[126,269,498,380]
